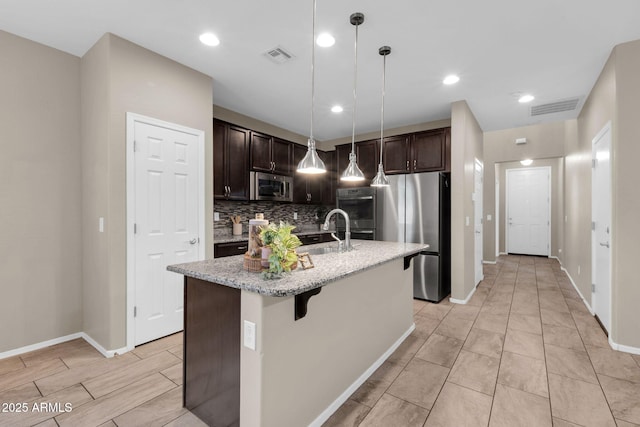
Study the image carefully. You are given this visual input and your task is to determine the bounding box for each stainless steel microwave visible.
[250,171,293,202]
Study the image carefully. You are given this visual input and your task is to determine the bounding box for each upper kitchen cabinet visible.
[381,128,449,174]
[318,150,336,206]
[213,120,250,200]
[335,140,379,187]
[411,128,447,172]
[250,132,292,176]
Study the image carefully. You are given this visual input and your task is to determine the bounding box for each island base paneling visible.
[184,277,240,427]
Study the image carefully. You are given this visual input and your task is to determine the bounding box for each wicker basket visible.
[243,253,264,273]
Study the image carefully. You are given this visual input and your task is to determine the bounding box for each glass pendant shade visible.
[297,0,326,174]
[371,45,391,187]
[297,138,326,174]
[371,164,390,187]
[341,152,365,181]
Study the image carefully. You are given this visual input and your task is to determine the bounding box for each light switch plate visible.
[487,214,492,221]
[243,320,256,350]
[99,217,104,233]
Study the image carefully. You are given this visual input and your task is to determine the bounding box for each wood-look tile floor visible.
[324,255,640,427]
[1,255,639,426]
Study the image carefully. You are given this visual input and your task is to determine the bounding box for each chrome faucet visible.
[322,208,351,251]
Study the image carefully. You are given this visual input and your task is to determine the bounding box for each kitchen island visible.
[167,240,427,427]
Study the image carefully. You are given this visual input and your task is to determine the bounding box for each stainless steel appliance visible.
[377,172,451,302]
[335,187,379,240]
[250,171,293,202]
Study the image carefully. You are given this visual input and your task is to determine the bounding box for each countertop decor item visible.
[230,215,243,235]
[259,222,302,279]
[244,213,269,272]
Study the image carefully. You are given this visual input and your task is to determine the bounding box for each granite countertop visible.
[214,226,335,244]
[167,240,428,297]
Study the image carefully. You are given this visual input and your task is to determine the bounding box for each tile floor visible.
[324,255,640,427]
[0,255,638,426]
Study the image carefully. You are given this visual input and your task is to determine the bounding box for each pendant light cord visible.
[351,21,359,155]
[379,52,386,164]
[309,0,316,143]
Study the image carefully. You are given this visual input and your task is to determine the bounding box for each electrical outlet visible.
[243,320,256,350]
[465,216,470,226]
[214,212,220,221]
[293,212,298,220]
[578,265,581,275]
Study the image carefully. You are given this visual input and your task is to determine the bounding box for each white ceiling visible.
[2,0,640,141]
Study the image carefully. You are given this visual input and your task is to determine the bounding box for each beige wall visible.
[610,40,640,348]
[318,118,451,151]
[450,101,483,301]
[81,34,213,350]
[240,260,413,427]
[495,158,564,258]
[213,105,308,146]
[483,121,571,262]
[0,31,83,352]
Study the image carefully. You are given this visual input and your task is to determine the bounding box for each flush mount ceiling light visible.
[371,46,392,188]
[341,12,366,182]
[443,74,460,85]
[520,159,533,166]
[316,33,335,47]
[518,94,535,103]
[199,32,220,46]
[297,0,327,174]
[331,105,343,113]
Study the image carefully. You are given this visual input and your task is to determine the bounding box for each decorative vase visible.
[261,247,272,267]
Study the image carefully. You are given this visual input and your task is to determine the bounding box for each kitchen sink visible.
[304,246,341,255]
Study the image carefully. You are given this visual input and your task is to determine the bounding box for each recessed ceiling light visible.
[316,33,335,47]
[331,105,343,113]
[518,94,535,103]
[443,75,460,85]
[199,33,220,47]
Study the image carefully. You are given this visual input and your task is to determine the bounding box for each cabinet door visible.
[214,241,249,258]
[382,135,411,174]
[227,125,250,200]
[213,120,227,199]
[307,175,323,205]
[412,129,446,172]
[356,140,380,181]
[292,144,309,203]
[272,138,292,176]
[250,131,273,172]
[319,150,335,206]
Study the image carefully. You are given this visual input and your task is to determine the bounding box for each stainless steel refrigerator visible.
[377,172,451,302]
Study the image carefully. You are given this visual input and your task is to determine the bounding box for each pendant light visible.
[297,0,326,174]
[340,12,366,182]
[371,46,391,187]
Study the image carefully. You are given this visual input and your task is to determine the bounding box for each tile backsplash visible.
[214,200,334,234]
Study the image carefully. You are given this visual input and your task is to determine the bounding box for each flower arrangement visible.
[259,222,302,279]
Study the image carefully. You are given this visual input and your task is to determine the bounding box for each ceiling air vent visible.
[263,46,295,64]
[530,98,580,116]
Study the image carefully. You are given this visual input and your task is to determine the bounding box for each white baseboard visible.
[560,266,594,315]
[0,332,84,360]
[499,252,508,256]
[80,333,128,358]
[0,332,127,361]
[450,286,476,305]
[609,337,640,355]
[482,260,497,265]
[309,323,416,427]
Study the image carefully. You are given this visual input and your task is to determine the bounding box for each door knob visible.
[189,238,198,245]
[599,241,610,248]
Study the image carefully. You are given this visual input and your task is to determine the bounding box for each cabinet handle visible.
[414,159,417,170]
[406,160,409,170]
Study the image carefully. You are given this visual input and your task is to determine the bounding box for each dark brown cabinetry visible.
[319,150,336,206]
[335,141,379,187]
[214,120,250,200]
[381,128,449,174]
[214,241,249,258]
[250,132,292,176]
[292,144,324,204]
[297,233,334,245]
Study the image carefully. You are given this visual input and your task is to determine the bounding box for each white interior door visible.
[506,167,550,256]
[474,160,484,284]
[592,123,611,333]
[131,116,203,346]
